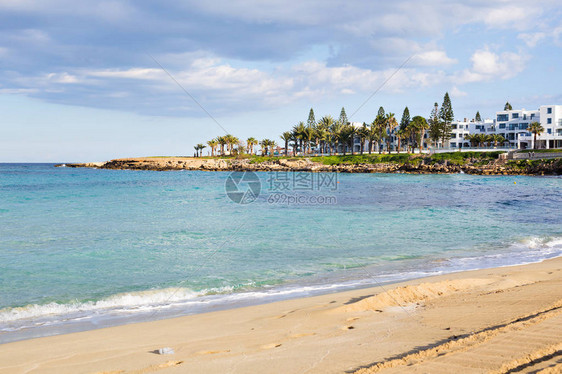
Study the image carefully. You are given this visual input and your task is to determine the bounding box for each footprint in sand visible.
[195,349,230,355]
[288,332,316,338]
[261,343,282,349]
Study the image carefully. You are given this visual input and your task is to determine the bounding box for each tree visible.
[314,123,329,155]
[400,107,410,131]
[302,126,315,154]
[374,108,387,153]
[385,113,398,153]
[246,137,258,155]
[358,123,369,154]
[504,102,512,111]
[490,134,506,148]
[260,139,275,155]
[280,132,292,156]
[410,116,429,153]
[338,107,348,126]
[377,106,385,119]
[439,92,454,148]
[207,139,218,157]
[367,120,379,154]
[395,128,404,154]
[428,103,441,147]
[339,124,356,155]
[330,120,343,154]
[225,135,239,154]
[317,115,335,154]
[194,143,206,157]
[292,121,306,155]
[217,136,227,156]
[528,122,544,149]
[475,111,482,122]
[307,108,316,128]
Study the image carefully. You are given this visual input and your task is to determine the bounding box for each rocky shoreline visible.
[56,156,562,176]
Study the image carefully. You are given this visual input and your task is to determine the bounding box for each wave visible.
[1,235,561,336]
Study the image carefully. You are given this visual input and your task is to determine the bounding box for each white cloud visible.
[45,72,80,84]
[450,86,467,97]
[483,6,541,30]
[88,68,164,80]
[518,32,546,47]
[414,51,457,67]
[456,48,528,83]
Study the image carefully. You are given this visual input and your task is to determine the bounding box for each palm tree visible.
[280,132,292,156]
[216,136,227,156]
[312,124,326,155]
[330,120,343,155]
[226,135,239,154]
[317,116,334,155]
[302,126,315,155]
[207,139,218,157]
[337,124,356,155]
[395,128,405,154]
[259,139,268,155]
[193,143,206,157]
[528,122,544,149]
[347,124,357,155]
[492,134,506,147]
[367,121,380,154]
[475,134,487,148]
[385,113,399,153]
[409,116,429,153]
[292,121,306,156]
[246,137,258,155]
[374,113,387,153]
[269,140,277,156]
[358,123,369,155]
[464,134,476,148]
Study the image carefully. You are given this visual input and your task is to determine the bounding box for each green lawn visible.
[516,148,562,154]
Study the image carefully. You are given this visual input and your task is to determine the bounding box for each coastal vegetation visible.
[199,92,473,157]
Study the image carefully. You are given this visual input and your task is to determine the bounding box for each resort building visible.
[303,104,562,155]
[442,104,562,150]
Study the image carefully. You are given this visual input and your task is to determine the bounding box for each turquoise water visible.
[0,163,561,342]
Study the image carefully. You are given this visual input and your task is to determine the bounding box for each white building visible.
[449,105,562,150]
[310,104,562,154]
[516,105,562,149]
[449,118,495,149]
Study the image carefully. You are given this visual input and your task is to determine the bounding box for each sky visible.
[1,0,561,162]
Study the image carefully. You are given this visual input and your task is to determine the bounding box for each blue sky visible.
[1,0,561,162]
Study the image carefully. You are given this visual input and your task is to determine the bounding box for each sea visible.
[0,163,561,343]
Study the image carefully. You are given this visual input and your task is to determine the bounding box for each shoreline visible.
[2,257,561,373]
[2,236,560,346]
[55,153,562,175]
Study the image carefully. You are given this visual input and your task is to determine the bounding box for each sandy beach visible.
[1,257,561,374]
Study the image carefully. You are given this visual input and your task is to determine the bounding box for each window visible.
[499,123,506,129]
[547,118,552,124]
[497,114,509,121]
[451,124,457,129]
[512,113,519,119]
[547,129,552,134]
[523,114,527,120]
[450,133,456,138]
[451,142,456,147]
[519,123,528,130]
[547,107,552,114]
[531,113,535,119]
